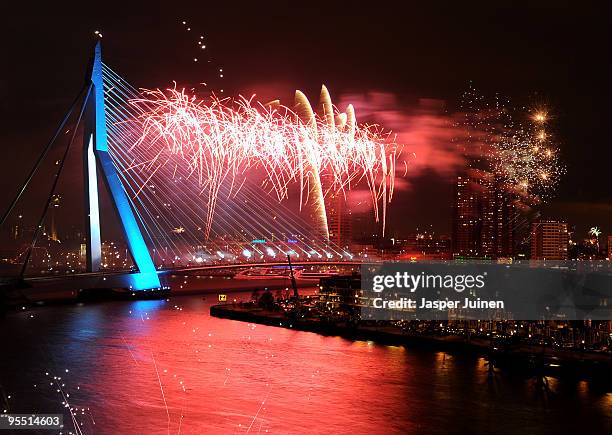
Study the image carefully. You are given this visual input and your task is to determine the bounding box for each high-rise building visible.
[452,174,516,258]
[325,191,352,249]
[530,220,569,260]
[453,176,481,257]
[490,187,516,258]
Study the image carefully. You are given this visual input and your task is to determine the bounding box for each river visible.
[0,280,611,434]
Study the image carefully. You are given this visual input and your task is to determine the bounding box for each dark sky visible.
[1,1,610,238]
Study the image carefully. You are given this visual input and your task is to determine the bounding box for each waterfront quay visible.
[210,298,612,383]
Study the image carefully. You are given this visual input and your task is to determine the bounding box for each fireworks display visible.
[491,110,563,200]
[128,85,401,239]
[457,87,564,202]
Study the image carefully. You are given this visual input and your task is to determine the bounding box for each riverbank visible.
[210,303,612,383]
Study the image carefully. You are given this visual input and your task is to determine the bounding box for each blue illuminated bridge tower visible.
[83,42,161,291]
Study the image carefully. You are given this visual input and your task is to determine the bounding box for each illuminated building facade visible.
[452,174,516,259]
[452,175,485,257]
[489,185,516,258]
[530,220,569,260]
[318,275,363,318]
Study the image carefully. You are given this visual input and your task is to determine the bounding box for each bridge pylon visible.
[83,42,161,291]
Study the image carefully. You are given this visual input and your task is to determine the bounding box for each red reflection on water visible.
[2,278,611,433]
[92,294,418,433]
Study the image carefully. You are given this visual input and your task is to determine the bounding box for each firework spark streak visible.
[128,87,402,239]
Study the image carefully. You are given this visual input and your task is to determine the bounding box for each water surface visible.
[1,290,610,434]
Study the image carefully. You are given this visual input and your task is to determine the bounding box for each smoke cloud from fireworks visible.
[338,93,466,183]
[339,90,564,198]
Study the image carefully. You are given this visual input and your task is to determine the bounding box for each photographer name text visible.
[372,297,504,310]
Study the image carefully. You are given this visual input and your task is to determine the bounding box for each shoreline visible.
[210,303,612,383]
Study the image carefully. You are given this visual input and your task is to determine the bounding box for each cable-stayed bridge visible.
[0,43,364,294]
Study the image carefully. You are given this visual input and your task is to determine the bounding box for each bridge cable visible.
[99,64,349,263]
[0,83,89,228]
[19,84,93,278]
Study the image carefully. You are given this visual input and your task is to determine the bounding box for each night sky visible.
[1,1,609,238]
